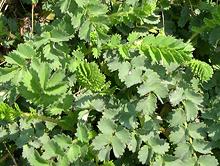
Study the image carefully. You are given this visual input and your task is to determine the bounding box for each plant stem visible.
[31,4,35,35]
[187,32,199,43]
[3,143,18,166]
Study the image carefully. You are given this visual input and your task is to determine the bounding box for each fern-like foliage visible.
[187,59,214,81]
[140,35,194,65]
[76,61,110,92]
[0,103,21,122]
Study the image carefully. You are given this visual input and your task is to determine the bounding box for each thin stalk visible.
[161,5,165,34]
[31,4,35,35]
[3,143,18,166]
[187,32,199,43]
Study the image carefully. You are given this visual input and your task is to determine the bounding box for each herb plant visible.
[0,0,220,165]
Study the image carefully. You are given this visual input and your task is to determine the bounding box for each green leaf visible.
[0,67,19,83]
[169,127,186,144]
[188,59,213,81]
[79,20,92,41]
[192,139,212,154]
[138,70,168,98]
[198,155,219,166]
[141,35,194,65]
[5,52,26,66]
[128,132,137,153]
[169,88,184,106]
[66,144,81,162]
[98,118,116,135]
[108,34,121,48]
[124,68,142,87]
[58,0,77,13]
[118,45,130,59]
[98,145,111,161]
[183,89,203,106]
[23,145,49,166]
[138,145,149,164]
[115,127,130,145]
[46,70,66,89]
[174,142,192,159]
[118,61,131,81]
[76,123,89,143]
[31,60,50,89]
[183,100,199,121]
[111,135,125,158]
[188,122,206,139]
[92,134,111,150]
[128,32,140,43]
[53,134,72,149]
[87,3,108,16]
[16,43,36,59]
[168,108,186,127]
[136,93,157,115]
[148,138,169,155]
[76,61,109,92]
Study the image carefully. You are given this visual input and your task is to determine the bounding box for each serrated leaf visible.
[76,61,108,92]
[169,87,184,106]
[5,52,26,66]
[168,108,186,127]
[118,45,130,59]
[128,132,137,153]
[169,127,186,144]
[23,145,48,166]
[183,89,203,105]
[125,68,143,87]
[76,123,89,143]
[183,100,199,121]
[119,103,138,129]
[198,155,219,166]
[118,61,131,81]
[46,70,66,88]
[67,144,81,162]
[188,59,213,81]
[138,145,149,164]
[0,67,19,83]
[58,0,77,13]
[111,135,125,158]
[92,134,111,150]
[98,145,111,161]
[98,118,116,135]
[174,142,192,159]
[108,34,121,48]
[128,32,140,43]
[87,3,108,16]
[188,122,206,139]
[136,93,157,115]
[79,20,92,41]
[192,139,212,154]
[53,134,72,149]
[141,35,193,64]
[16,43,36,58]
[148,138,169,154]
[138,70,168,98]
[115,127,130,145]
[41,140,64,159]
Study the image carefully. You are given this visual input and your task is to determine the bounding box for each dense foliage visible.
[0,0,220,165]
